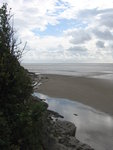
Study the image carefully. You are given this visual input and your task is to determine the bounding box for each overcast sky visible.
[1,0,113,63]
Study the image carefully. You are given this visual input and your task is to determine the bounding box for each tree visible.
[0,3,32,107]
[0,4,47,149]
[0,3,23,58]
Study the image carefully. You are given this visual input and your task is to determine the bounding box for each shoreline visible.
[36,74,113,115]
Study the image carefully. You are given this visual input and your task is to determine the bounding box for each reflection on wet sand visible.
[34,92,113,150]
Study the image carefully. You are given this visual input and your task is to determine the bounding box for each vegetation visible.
[0,3,47,149]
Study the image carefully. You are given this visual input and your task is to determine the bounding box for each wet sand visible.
[37,74,113,115]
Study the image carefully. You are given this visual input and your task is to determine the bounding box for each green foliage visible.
[0,112,11,149]
[0,3,47,150]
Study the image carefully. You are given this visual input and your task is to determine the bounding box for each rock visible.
[45,119,94,150]
[49,142,68,150]
[48,110,64,118]
[32,96,48,108]
[58,136,94,150]
[74,113,78,116]
[31,90,94,150]
[54,120,76,137]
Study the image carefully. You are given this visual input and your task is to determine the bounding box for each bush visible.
[0,3,47,149]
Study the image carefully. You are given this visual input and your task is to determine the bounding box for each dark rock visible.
[54,120,76,137]
[74,113,78,116]
[45,119,94,150]
[48,110,64,118]
[32,96,48,108]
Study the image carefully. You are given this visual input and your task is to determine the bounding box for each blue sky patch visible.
[32,19,87,37]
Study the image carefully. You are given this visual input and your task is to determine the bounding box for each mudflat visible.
[37,74,113,115]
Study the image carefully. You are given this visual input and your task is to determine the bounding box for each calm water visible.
[23,63,113,80]
[34,92,113,150]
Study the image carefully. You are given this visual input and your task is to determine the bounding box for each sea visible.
[23,63,113,150]
[23,63,113,80]
[34,92,113,150]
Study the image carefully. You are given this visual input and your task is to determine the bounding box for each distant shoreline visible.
[23,63,113,81]
[36,74,113,115]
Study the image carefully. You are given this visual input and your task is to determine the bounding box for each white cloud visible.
[0,0,113,62]
[93,29,113,40]
[67,46,88,56]
[65,29,91,44]
[96,41,105,48]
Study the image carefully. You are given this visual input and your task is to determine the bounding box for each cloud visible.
[67,46,88,55]
[0,0,61,31]
[96,41,105,48]
[0,0,113,62]
[92,29,113,40]
[78,8,113,19]
[78,8,99,20]
[65,29,91,44]
[99,12,113,29]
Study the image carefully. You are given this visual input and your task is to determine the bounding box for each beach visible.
[37,74,113,115]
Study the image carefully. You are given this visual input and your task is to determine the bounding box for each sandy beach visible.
[37,74,113,115]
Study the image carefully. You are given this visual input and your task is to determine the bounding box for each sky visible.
[0,0,113,63]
